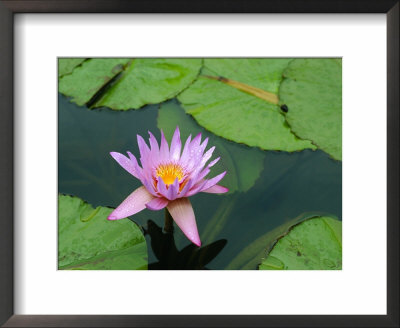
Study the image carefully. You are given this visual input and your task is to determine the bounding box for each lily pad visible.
[58,58,86,78]
[59,58,131,106]
[259,216,342,270]
[279,59,342,160]
[205,58,291,94]
[225,212,315,269]
[58,194,147,270]
[157,100,265,194]
[178,59,316,152]
[59,58,202,110]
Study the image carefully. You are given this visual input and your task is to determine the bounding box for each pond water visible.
[58,93,342,270]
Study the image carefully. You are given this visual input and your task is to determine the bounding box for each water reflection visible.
[145,220,227,270]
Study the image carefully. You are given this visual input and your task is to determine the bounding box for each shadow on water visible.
[145,219,227,270]
[58,94,342,270]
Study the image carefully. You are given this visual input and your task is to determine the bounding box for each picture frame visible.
[0,0,398,327]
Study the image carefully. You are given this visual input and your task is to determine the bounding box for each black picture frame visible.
[0,1,398,327]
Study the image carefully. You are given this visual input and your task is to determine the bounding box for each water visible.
[58,94,342,270]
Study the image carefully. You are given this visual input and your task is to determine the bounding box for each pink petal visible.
[191,157,220,184]
[137,135,150,158]
[167,178,180,200]
[159,130,169,161]
[200,171,227,192]
[167,198,201,246]
[137,134,151,167]
[110,152,141,180]
[137,162,152,186]
[107,186,154,220]
[170,126,182,161]
[134,137,153,182]
[148,131,159,156]
[180,134,192,164]
[208,157,220,167]
[156,176,169,199]
[127,151,144,178]
[190,133,204,160]
[157,177,179,201]
[186,179,208,197]
[199,137,209,156]
[184,133,206,172]
[195,168,210,182]
[141,179,159,196]
[188,146,215,180]
[178,179,193,197]
[202,184,229,194]
[191,133,202,150]
[200,146,215,167]
[146,132,160,170]
[145,197,169,210]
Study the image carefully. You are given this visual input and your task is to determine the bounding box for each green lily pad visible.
[58,58,86,78]
[205,58,291,94]
[259,216,342,270]
[58,194,147,270]
[279,59,342,160]
[59,58,131,106]
[178,59,316,152]
[225,212,315,270]
[157,100,265,194]
[59,58,202,110]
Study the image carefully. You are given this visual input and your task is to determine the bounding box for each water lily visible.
[108,127,228,246]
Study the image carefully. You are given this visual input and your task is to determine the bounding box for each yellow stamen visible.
[156,163,185,186]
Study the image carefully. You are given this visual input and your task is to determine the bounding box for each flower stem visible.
[164,209,174,234]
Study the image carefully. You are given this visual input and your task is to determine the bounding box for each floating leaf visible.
[225,212,315,269]
[178,59,316,152]
[59,58,202,110]
[58,194,147,270]
[58,58,86,78]
[259,216,342,270]
[205,58,289,94]
[279,59,342,160]
[59,58,130,106]
[157,100,265,194]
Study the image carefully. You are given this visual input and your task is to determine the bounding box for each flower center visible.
[156,163,185,186]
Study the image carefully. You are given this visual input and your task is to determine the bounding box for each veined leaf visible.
[58,194,147,270]
[259,215,342,270]
[59,58,202,110]
[58,58,87,78]
[279,59,342,160]
[59,58,130,106]
[178,58,316,152]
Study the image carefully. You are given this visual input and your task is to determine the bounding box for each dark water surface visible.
[58,94,342,270]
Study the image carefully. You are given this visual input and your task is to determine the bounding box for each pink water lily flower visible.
[108,127,228,247]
